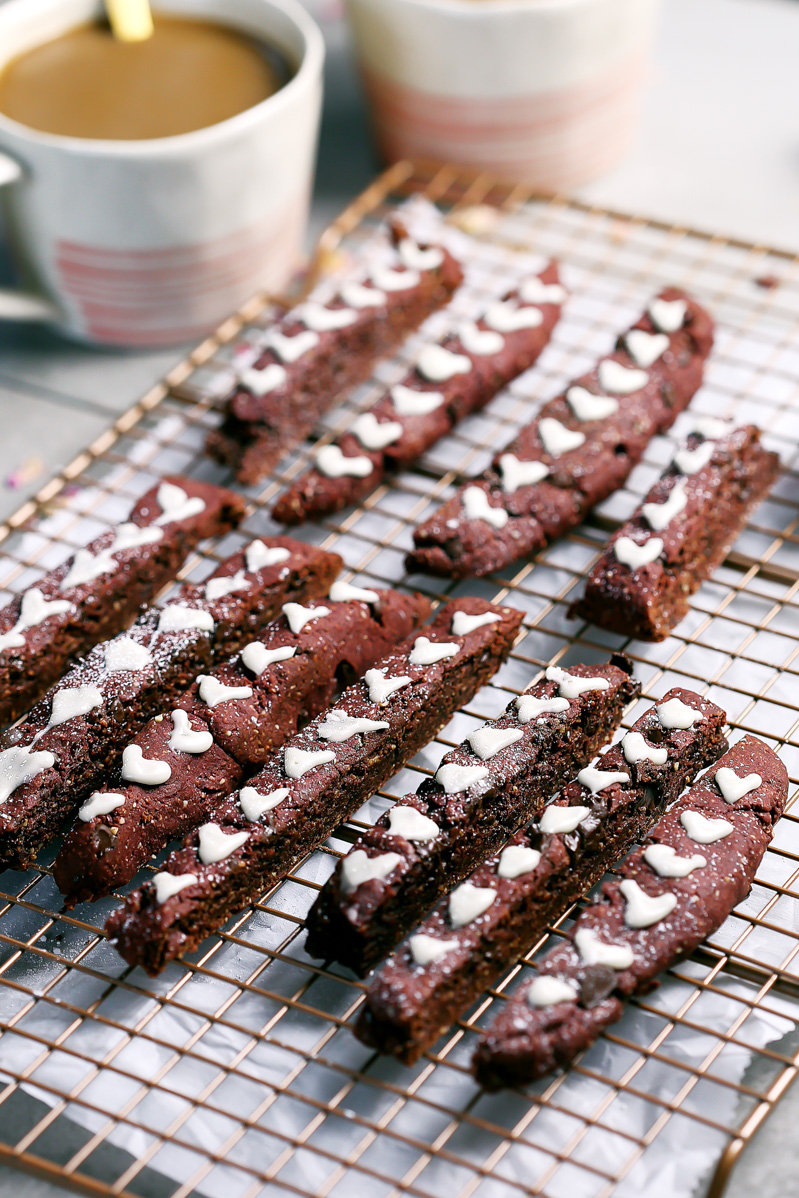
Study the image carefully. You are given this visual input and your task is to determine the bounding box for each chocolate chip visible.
[579,964,617,1008]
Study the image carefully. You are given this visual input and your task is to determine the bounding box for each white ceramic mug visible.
[346,0,660,190]
[0,0,324,346]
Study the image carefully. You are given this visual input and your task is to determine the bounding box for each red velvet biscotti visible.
[206,215,464,484]
[0,538,341,870]
[407,289,714,578]
[473,734,787,1089]
[53,583,430,904]
[272,266,565,525]
[106,597,523,975]
[305,655,638,976]
[0,476,244,727]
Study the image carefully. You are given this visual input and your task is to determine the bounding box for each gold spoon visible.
[104,0,154,41]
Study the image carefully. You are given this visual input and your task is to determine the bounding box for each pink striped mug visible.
[0,0,323,346]
[346,0,660,189]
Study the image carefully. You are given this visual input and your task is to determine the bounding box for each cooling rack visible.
[0,161,797,1198]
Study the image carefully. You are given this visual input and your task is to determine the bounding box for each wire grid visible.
[0,161,797,1198]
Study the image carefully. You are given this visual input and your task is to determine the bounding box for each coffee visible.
[0,15,294,141]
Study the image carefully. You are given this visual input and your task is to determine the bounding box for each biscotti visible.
[571,422,780,640]
[206,216,464,485]
[357,688,727,1064]
[305,655,638,976]
[54,584,430,904]
[272,267,565,525]
[0,538,341,870]
[0,477,244,727]
[473,734,787,1089]
[407,289,714,578]
[106,597,523,975]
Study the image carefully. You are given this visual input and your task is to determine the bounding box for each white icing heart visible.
[497,844,541,879]
[370,264,421,292]
[409,636,459,666]
[577,766,629,795]
[205,570,249,602]
[680,809,734,844]
[613,536,664,570]
[282,603,332,634]
[352,412,403,451]
[451,610,500,636]
[239,785,289,822]
[625,330,669,368]
[649,298,687,333]
[598,360,649,395]
[364,669,412,706]
[329,580,379,604]
[538,417,585,456]
[267,328,319,362]
[484,299,543,333]
[317,713,389,743]
[416,344,472,382]
[153,482,206,527]
[657,696,701,730]
[153,872,197,903]
[61,547,117,591]
[49,685,103,727]
[157,606,215,634]
[0,746,55,804]
[545,666,610,700]
[527,976,578,1008]
[515,694,570,723]
[409,934,458,966]
[104,637,153,673]
[449,881,496,927]
[0,588,73,653]
[341,849,403,894]
[539,805,590,835]
[340,280,386,309]
[198,823,249,864]
[387,805,439,841]
[575,928,634,970]
[316,445,375,479]
[715,767,762,804]
[462,485,508,529]
[110,523,163,554]
[169,709,213,754]
[293,301,357,332]
[283,746,335,779]
[566,386,619,422]
[498,453,548,492]
[197,675,252,708]
[644,843,707,878]
[620,878,677,928]
[121,745,171,786]
[468,726,523,761]
[78,791,125,822]
[240,363,287,396]
[674,441,716,476]
[389,383,444,416]
[518,278,567,306]
[241,642,296,676]
[458,321,504,356]
[245,542,290,574]
[642,480,688,531]
[435,762,490,794]
[622,732,668,766]
[692,416,730,439]
[398,238,444,271]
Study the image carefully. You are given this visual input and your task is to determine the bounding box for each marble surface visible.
[1,0,798,1194]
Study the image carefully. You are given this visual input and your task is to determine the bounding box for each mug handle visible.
[0,150,60,322]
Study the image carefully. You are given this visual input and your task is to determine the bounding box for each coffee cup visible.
[346,0,659,190]
[0,0,324,347]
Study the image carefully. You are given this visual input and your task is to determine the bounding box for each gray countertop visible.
[1,0,798,1194]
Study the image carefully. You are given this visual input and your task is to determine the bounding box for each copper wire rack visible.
[0,161,798,1198]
